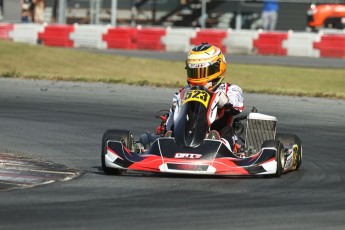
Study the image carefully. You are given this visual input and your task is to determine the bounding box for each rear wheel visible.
[262,140,285,177]
[101,129,133,175]
[276,133,302,170]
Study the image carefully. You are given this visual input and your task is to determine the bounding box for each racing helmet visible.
[186,43,226,91]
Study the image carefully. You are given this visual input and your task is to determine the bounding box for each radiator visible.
[245,113,277,154]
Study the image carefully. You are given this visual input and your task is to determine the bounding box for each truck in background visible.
[307,4,345,30]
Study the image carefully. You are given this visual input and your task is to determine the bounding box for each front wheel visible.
[276,133,302,170]
[101,129,133,175]
[262,140,285,177]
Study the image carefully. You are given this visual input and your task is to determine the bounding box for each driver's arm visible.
[216,84,244,112]
[165,92,179,131]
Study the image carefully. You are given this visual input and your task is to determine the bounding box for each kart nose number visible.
[182,90,210,107]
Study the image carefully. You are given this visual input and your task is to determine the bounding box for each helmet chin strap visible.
[206,76,224,91]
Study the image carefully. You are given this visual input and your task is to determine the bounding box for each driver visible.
[165,43,244,152]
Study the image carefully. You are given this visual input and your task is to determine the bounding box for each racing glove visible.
[217,92,229,108]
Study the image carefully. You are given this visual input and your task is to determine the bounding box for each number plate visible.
[182,90,210,107]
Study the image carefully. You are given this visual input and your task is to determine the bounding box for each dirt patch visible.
[0,152,82,191]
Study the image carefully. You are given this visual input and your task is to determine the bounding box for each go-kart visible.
[101,85,302,177]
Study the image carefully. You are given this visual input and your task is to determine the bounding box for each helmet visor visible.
[186,61,220,80]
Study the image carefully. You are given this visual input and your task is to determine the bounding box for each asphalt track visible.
[0,54,345,229]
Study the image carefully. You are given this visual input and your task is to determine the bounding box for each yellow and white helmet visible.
[186,43,226,91]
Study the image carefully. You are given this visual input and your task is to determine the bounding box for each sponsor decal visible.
[174,153,202,159]
[217,84,226,91]
[188,63,209,68]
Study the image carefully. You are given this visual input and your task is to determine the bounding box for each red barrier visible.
[313,34,345,58]
[253,32,288,55]
[0,23,13,40]
[136,27,166,51]
[190,29,227,52]
[38,25,74,47]
[102,27,137,49]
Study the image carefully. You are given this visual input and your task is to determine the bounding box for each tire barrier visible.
[313,34,345,58]
[0,23,13,40]
[1,23,344,59]
[161,27,196,52]
[191,29,227,52]
[283,32,320,57]
[38,25,74,47]
[70,25,109,49]
[102,27,137,49]
[253,32,288,56]
[9,24,44,45]
[136,27,166,51]
[223,29,259,54]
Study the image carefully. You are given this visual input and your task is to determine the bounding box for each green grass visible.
[1,40,344,99]
[232,64,345,98]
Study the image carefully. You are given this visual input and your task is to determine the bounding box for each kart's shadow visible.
[92,166,273,179]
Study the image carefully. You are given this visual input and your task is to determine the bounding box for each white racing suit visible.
[165,83,244,151]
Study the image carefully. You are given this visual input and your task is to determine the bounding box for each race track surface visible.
[0,78,345,229]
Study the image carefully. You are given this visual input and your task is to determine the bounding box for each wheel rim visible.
[292,145,298,169]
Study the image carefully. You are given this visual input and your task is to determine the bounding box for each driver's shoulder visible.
[228,84,243,93]
[216,83,243,94]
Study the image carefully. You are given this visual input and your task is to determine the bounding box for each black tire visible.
[101,129,133,175]
[276,133,302,170]
[262,140,285,177]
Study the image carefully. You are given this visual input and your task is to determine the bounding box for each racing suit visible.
[165,83,244,150]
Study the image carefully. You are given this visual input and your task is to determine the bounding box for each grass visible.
[0,40,344,99]
[232,64,345,98]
